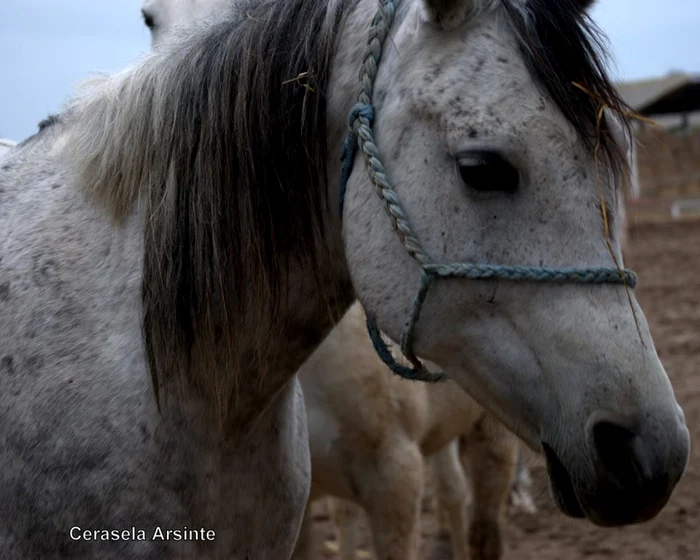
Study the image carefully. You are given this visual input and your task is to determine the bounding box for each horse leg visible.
[461,419,518,560]
[359,440,424,560]
[330,498,363,560]
[432,439,470,560]
[509,446,537,514]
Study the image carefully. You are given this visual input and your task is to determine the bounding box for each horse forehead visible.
[391,21,544,120]
[382,16,582,147]
[394,15,529,97]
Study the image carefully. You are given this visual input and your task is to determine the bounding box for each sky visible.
[1,0,699,141]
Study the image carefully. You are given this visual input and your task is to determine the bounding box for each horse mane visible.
[502,0,631,181]
[66,0,350,415]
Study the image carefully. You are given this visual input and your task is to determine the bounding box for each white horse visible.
[0,0,689,557]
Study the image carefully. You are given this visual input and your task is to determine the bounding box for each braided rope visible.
[339,0,638,383]
[425,263,638,286]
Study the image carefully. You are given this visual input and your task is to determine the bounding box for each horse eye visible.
[142,10,156,30]
[457,151,519,195]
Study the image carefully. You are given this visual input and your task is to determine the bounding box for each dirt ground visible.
[309,219,700,559]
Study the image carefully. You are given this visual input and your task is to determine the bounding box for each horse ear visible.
[421,0,476,30]
[577,0,597,11]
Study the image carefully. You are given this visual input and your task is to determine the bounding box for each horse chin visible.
[542,442,586,519]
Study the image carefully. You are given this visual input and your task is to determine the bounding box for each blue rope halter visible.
[339,0,637,383]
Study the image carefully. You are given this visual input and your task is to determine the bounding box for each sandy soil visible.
[308,219,700,560]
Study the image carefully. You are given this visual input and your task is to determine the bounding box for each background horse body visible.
[0,139,16,158]
[295,303,519,560]
[0,0,689,557]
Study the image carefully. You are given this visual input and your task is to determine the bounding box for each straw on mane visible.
[63,0,629,418]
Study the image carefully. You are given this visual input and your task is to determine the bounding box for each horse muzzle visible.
[543,406,690,526]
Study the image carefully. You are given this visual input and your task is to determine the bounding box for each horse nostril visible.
[592,419,636,450]
[590,418,649,485]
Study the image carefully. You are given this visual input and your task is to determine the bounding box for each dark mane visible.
[144,0,351,407]
[38,114,61,131]
[17,114,62,147]
[68,0,351,414]
[502,0,631,178]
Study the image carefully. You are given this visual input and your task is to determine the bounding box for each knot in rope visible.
[339,103,375,216]
[348,103,375,128]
